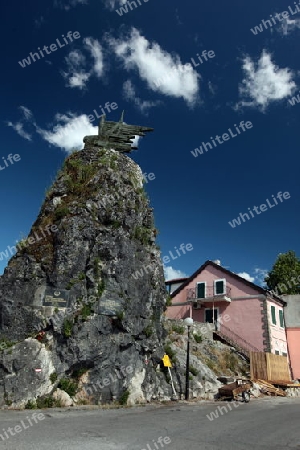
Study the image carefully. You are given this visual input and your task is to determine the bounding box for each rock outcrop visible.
[162,319,250,400]
[0,146,170,407]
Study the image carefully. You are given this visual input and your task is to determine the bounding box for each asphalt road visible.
[0,397,299,450]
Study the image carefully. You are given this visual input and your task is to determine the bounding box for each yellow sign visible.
[162,354,172,367]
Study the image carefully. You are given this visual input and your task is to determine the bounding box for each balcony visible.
[186,285,231,304]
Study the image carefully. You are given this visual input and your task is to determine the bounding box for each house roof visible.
[170,260,286,305]
[165,277,188,285]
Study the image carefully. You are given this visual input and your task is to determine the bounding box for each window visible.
[214,279,226,295]
[279,310,284,328]
[205,308,219,324]
[282,352,287,357]
[275,350,280,355]
[271,305,276,325]
[197,282,206,299]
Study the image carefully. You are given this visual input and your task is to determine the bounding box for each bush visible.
[189,366,199,376]
[98,279,105,297]
[54,205,69,220]
[193,333,203,344]
[224,352,238,372]
[171,324,185,335]
[93,257,101,277]
[166,295,172,307]
[164,344,177,363]
[111,220,121,229]
[72,367,89,379]
[119,390,130,405]
[36,396,61,408]
[81,303,92,320]
[116,310,124,321]
[25,400,37,409]
[63,319,73,338]
[58,378,78,397]
[4,392,12,406]
[132,226,152,245]
[50,372,58,384]
[143,324,154,337]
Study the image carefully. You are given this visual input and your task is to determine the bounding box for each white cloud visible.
[19,105,33,121]
[123,79,161,113]
[69,72,91,89]
[237,272,255,283]
[7,105,143,153]
[164,266,188,281]
[6,106,35,141]
[7,121,32,141]
[103,0,126,10]
[62,50,91,89]
[279,18,300,35]
[254,268,269,286]
[237,50,296,111]
[36,113,97,153]
[208,81,217,95]
[62,39,104,89]
[107,28,200,105]
[34,16,45,28]
[130,135,140,148]
[84,37,104,78]
[55,0,88,10]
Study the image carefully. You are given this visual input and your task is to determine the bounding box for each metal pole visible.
[185,325,190,400]
[168,367,177,399]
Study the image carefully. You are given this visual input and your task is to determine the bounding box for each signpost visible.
[162,354,177,399]
[162,354,172,368]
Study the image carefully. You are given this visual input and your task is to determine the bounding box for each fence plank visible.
[250,352,267,380]
[267,353,291,382]
[250,352,290,382]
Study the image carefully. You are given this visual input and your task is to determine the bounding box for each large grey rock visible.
[0,147,169,407]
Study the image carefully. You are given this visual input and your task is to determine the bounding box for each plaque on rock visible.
[98,298,123,316]
[43,288,70,308]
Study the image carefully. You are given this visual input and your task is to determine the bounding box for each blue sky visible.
[1,0,300,285]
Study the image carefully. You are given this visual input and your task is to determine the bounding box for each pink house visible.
[166,260,288,357]
[282,295,300,379]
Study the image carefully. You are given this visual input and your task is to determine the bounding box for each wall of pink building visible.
[166,303,190,320]
[267,299,287,355]
[166,264,267,351]
[191,301,227,322]
[286,328,300,379]
[220,298,265,351]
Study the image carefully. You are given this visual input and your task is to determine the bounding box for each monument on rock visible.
[0,114,171,407]
[83,111,154,152]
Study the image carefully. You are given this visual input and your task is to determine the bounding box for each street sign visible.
[162,354,172,367]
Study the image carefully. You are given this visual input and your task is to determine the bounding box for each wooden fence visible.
[250,352,291,382]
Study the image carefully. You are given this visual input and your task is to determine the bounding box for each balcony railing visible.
[186,285,231,302]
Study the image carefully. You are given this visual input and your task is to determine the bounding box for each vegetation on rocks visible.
[58,378,78,397]
[119,389,130,405]
[165,319,249,384]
